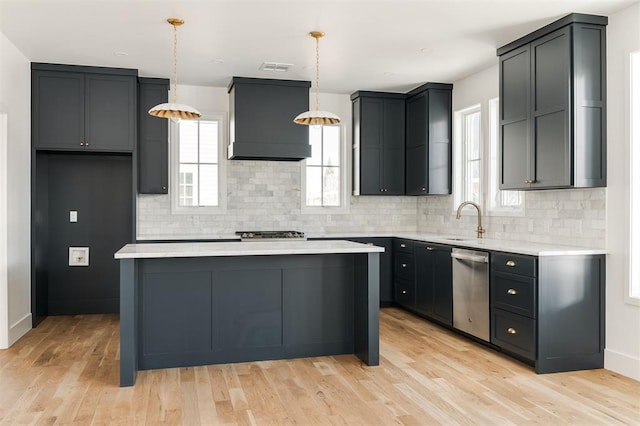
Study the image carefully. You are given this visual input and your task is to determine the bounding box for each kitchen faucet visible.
[455,201,485,238]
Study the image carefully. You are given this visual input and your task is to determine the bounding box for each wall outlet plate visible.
[69,247,89,266]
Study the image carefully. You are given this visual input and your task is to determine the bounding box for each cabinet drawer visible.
[393,239,415,253]
[491,252,536,276]
[491,271,536,318]
[492,308,535,361]
[394,253,414,280]
[395,279,415,308]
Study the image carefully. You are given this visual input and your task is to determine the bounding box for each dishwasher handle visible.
[451,252,488,263]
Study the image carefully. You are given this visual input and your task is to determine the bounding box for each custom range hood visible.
[228,77,312,161]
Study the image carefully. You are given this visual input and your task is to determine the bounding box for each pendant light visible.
[294,31,340,125]
[149,18,201,120]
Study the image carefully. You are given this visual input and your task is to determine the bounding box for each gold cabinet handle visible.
[506,260,516,267]
[507,327,517,335]
[401,290,407,294]
[80,142,85,146]
[426,247,434,251]
[85,142,89,146]
[401,263,407,268]
[421,187,426,191]
[400,244,406,248]
[525,179,534,184]
[507,288,517,295]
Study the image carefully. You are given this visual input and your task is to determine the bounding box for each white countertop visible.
[130,233,606,257]
[114,240,385,259]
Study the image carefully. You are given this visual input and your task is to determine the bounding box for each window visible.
[454,100,523,215]
[171,114,226,213]
[455,105,482,206]
[488,98,523,214]
[630,50,640,302]
[302,125,347,211]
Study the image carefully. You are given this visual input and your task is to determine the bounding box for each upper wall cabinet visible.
[138,77,170,194]
[352,91,406,195]
[32,63,137,152]
[405,83,453,195]
[497,13,607,190]
[228,77,311,161]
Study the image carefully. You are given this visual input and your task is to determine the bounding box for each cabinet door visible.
[359,98,384,194]
[500,45,531,190]
[405,93,428,195]
[32,70,85,150]
[85,74,136,152]
[432,247,453,325]
[531,27,571,188]
[138,80,169,193]
[415,243,435,316]
[382,99,405,194]
[427,89,452,195]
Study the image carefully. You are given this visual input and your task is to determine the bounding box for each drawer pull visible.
[400,244,406,248]
[507,288,518,295]
[507,327,517,335]
[506,260,516,267]
[426,247,434,251]
[401,263,407,268]
[401,290,407,294]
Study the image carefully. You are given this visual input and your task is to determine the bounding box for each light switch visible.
[70,211,78,223]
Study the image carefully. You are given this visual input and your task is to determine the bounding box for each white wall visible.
[0,32,32,348]
[605,2,640,381]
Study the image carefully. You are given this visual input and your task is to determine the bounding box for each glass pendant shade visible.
[149,18,201,120]
[294,31,340,126]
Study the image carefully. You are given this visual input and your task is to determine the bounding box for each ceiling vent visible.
[259,62,293,72]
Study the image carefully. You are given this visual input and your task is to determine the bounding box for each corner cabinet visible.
[352,91,405,195]
[31,63,137,152]
[498,13,607,190]
[138,77,169,194]
[405,84,453,195]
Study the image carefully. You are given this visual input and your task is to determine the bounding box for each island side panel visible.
[354,252,380,366]
[119,258,137,387]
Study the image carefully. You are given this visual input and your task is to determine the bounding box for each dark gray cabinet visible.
[138,77,169,194]
[414,242,453,326]
[352,92,405,195]
[32,63,137,152]
[405,84,453,195]
[498,13,607,190]
[228,77,311,161]
[393,239,415,308]
[348,238,394,305]
[490,251,605,373]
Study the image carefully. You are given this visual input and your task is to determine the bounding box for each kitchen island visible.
[114,240,383,387]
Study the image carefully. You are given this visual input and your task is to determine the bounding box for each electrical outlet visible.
[326,214,332,224]
[69,211,77,223]
[192,215,199,225]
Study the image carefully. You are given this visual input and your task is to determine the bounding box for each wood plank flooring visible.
[0,308,638,425]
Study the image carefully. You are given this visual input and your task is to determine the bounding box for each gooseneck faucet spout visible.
[456,201,485,239]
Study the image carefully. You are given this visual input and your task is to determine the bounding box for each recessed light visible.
[114,51,129,57]
[211,58,225,64]
[383,71,395,77]
[421,47,433,53]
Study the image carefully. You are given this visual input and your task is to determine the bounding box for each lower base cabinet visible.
[415,242,453,326]
[490,252,605,373]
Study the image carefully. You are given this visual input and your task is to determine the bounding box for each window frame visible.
[301,124,350,214]
[487,97,524,216]
[628,49,640,305]
[453,104,483,211]
[170,113,227,215]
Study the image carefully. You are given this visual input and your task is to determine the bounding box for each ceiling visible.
[0,0,635,94]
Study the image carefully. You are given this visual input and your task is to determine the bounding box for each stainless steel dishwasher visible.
[451,248,490,342]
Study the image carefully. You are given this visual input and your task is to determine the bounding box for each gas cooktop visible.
[236,231,306,241]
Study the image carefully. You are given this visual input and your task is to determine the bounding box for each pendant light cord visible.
[172,22,179,104]
[315,35,320,112]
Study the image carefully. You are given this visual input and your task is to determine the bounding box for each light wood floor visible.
[0,308,638,425]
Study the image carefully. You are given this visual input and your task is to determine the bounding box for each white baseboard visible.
[7,313,31,347]
[605,348,640,381]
